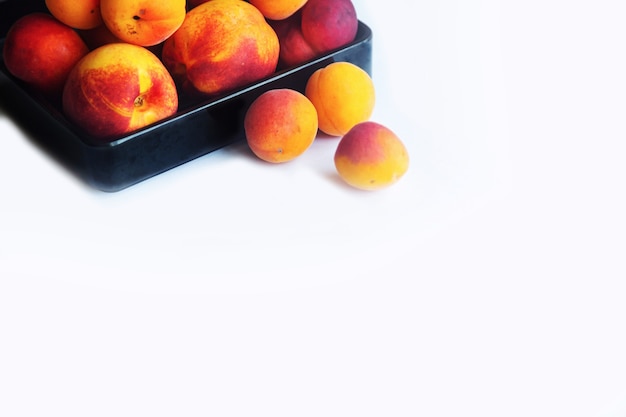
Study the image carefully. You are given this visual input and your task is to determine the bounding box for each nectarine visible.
[2,13,89,96]
[162,0,279,96]
[334,122,409,190]
[269,11,317,68]
[244,89,318,163]
[301,0,358,54]
[305,61,375,136]
[62,43,178,140]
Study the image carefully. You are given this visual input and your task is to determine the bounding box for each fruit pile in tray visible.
[1,0,408,191]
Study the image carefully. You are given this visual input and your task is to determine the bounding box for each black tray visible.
[0,0,372,191]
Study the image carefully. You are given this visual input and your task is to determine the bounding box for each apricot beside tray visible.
[0,0,372,192]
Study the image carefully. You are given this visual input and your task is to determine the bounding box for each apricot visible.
[2,13,89,96]
[62,43,178,140]
[305,61,375,136]
[334,122,409,190]
[100,0,186,46]
[45,0,103,30]
[162,0,279,96]
[244,89,318,163]
[301,0,358,54]
[248,0,308,21]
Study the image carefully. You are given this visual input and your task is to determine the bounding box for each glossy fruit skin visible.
[2,13,89,96]
[45,0,103,30]
[161,0,279,96]
[334,121,409,190]
[249,0,308,20]
[301,0,358,54]
[100,0,186,46]
[62,43,178,141]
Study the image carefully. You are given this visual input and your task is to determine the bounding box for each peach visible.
[100,0,186,46]
[249,0,308,20]
[162,0,279,96]
[269,11,316,68]
[45,0,103,30]
[305,61,375,136]
[334,122,409,190]
[62,43,178,141]
[2,13,89,96]
[301,0,358,54]
[244,89,318,163]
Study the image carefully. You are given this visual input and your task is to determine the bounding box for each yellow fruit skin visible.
[334,121,409,190]
[45,0,103,30]
[248,0,308,20]
[305,61,375,136]
[100,0,186,46]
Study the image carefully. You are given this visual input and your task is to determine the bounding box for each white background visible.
[1,0,626,416]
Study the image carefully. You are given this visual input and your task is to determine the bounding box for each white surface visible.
[1,1,626,416]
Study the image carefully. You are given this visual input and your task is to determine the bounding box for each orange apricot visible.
[100,0,186,46]
[244,89,318,163]
[334,121,409,190]
[305,61,375,136]
[248,0,308,20]
[45,0,103,30]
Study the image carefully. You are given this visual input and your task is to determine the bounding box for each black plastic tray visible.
[0,0,372,191]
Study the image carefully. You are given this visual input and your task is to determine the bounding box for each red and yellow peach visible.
[62,43,178,140]
[162,0,280,96]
